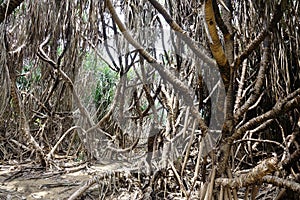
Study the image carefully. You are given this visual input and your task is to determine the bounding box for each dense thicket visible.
[0,0,299,199]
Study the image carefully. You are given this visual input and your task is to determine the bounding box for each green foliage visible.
[94,64,117,119]
[17,62,41,91]
[82,52,118,119]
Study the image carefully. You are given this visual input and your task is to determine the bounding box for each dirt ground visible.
[0,161,137,200]
[0,164,90,199]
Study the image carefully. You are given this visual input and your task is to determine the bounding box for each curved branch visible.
[215,157,278,188]
[204,0,230,90]
[147,0,216,69]
[105,0,209,135]
[230,88,300,143]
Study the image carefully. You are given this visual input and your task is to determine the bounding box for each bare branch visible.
[263,175,300,193]
[106,0,209,135]
[215,157,278,188]
[230,88,300,142]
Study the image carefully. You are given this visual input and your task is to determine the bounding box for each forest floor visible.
[0,161,285,199]
[0,161,139,200]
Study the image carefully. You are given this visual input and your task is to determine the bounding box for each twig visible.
[148,0,216,68]
[232,3,284,69]
[181,116,195,176]
[204,166,216,200]
[235,36,270,120]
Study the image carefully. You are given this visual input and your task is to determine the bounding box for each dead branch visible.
[67,175,108,200]
[234,36,270,120]
[230,88,300,142]
[215,156,278,188]
[105,0,209,136]
[232,2,284,69]
[147,0,217,71]
[263,175,300,193]
[46,126,87,160]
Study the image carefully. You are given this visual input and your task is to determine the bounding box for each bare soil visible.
[0,162,136,200]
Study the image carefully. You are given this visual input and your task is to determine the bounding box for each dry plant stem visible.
[204,166,216,200]
[226,168,238,200]
[5,35,46,164]
[107,126,140,153]
[169,159,188,197]
[221,89,298,174]
[19,97,46,165]
[219,186,224,200]
[219,0,234,64]
[80,34,112,69]
[58,68,93,127]
[181,117,195,177]
[106,0,208,135]
[223,187,229,200]
[59,67,115,139]
[64,163,88,174]
[234,138,285,150]
[226,187,233,200]
[151,0,231,90]
[10,139,30,151]
[281,148,300,171]
[190,130,204,192]
[230,87,300,143]
[46,126,86,160]
[200,182,209,200]
[37,35,114,157]
[68,175,106,200]
[38,35,94,128]
[262,175,300,193]
[66,131,77,156]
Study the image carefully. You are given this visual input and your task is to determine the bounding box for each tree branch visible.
[234,36,270,120]
[204,0,230,90]
[215,156,278,188]
[230,88,300,143]
[232,3,284,69]
[147,0,216,69]
[263,175,300,193]
[106,0,209,135]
